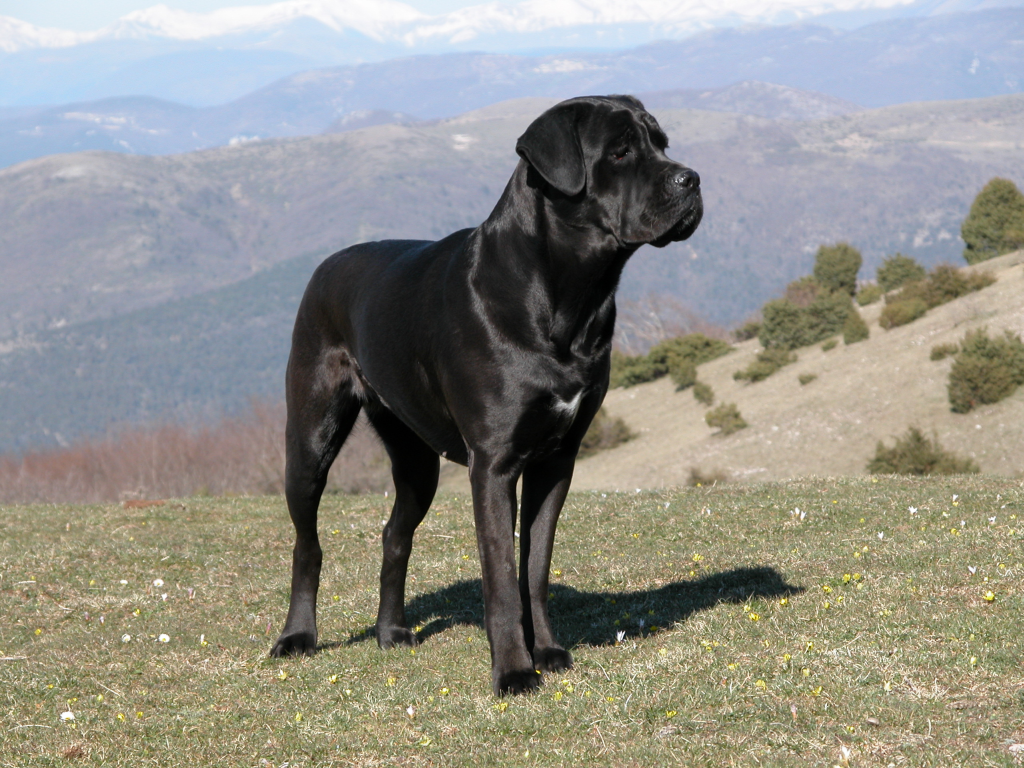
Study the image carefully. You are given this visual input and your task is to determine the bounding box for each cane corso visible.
[270,95,702,695]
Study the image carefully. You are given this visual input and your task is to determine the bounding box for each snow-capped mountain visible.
[0,0,993,54]
[2,0,1023,107]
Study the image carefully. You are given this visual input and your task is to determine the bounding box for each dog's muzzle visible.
[650,170,703,248]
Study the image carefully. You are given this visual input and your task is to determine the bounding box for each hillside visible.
[3,92,1023,344]
[567,251,1024,489]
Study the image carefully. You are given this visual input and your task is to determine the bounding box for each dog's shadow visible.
[340,566,803,649]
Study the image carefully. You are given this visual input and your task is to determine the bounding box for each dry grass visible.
[0,402,391,504]
[0,477,1021,766]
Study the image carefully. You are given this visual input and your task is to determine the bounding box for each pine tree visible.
[961,177,1024,264]
[813,242,862,296]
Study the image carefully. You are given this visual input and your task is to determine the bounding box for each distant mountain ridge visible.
[2,7,1023,167]
[0,80,860,170]
[1,93,1023,452]
[2,4,1024,112]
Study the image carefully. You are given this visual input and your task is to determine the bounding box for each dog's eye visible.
[611,147,630,161]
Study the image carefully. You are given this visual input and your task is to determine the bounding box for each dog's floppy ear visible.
[516,103,585,196]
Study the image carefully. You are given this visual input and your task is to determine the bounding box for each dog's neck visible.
[475,162,638,357]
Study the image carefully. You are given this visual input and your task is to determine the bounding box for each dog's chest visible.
[549,389,584,425]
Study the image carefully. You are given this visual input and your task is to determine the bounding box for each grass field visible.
[1,477,1022,767]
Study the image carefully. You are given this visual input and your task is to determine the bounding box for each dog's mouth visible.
[649,194,703,249]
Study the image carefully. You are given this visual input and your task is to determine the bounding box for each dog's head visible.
[515,95,702,249]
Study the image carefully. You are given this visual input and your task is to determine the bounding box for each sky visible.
[0,0,481,30]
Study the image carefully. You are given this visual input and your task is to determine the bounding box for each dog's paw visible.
[270,630,317,657]
[494,668,542,696]
[376,625,418,649]
[533,646,573,673]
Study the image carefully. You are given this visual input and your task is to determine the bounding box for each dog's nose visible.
[673,169,700,189]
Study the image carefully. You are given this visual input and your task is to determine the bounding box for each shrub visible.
[578,407,635,458]
[821,339,838,352]
[813,242,862,296]
[734,347,797,383]
[905,264,996,307]
[878,264,995,330]
[609,333,732,389]
[877,253,926,292]
[785,275,825,307]
[799,373,817,385]
[759,292,851,350]
[961,177,1024,264]
[856,284,883,306]
[947,328,1024,413]
[609,351,664,388]
[693,381,714,405]
[670,362,697,390]
[843,308,869,344]
[867,427,979,475]
[705,403,747,435]
[930,342,959,361]
[649,333,733,369]
[688,467,728,486]
[734,320,761,342]
[878,297,928,329]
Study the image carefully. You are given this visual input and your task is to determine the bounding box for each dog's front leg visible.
[469,454,540,696]
[519,454,575,674]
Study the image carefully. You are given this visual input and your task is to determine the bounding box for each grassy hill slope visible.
[569,251,1024,489]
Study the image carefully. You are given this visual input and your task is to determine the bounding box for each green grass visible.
[1,478,1022,766]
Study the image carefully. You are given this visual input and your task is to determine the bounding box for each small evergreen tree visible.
[947,328,1024,413]
[876,253,926,292]
[813,242,862,296]
[961,177,1024,264]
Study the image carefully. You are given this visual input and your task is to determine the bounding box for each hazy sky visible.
[0,1,482,30]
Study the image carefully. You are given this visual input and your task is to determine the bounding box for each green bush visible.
[798,373,817,385]
[693,381,714,405]
[759,292,851,350]
[878,297,928,329]
[877,253,926,292]
[609,334,732,389]
[903,264,996,307]
[947,328,1024,413]
[867,427,979,475]
[821,339,838,352]
[578,407,635,458]
[650,334,733,368]
[813,242,863,296]
[609,351,664,388]
[843,308,869,344]
[856,284,883,306]
[734,347,797,383]
[734,320,761,342]
[670,362,697,390]
[705,403,747,435]
[930,343,959,361]
[961,177,1024,264]
[785,275,825,307]
[878,263,996,330]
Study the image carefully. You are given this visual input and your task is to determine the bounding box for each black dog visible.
[271,95,702,695]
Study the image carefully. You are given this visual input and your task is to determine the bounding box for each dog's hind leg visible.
[271,345,361,657]
[364,404,440,649]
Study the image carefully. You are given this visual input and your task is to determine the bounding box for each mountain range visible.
[1,92,1022,452]
[1,7,1023,170]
